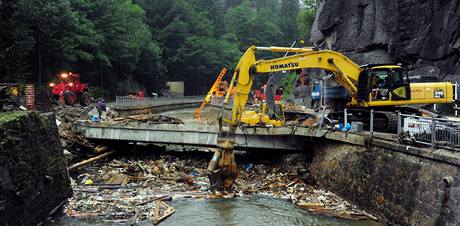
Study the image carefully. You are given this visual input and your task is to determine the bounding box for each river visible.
[51,196,381,226]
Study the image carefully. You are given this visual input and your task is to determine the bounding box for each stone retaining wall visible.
[0,112,71,225]
[310,139,460,226]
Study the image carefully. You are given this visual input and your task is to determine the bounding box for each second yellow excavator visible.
[207,45,458,191]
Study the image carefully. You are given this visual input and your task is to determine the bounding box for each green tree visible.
[0,0,34,82]
[1,0,307,96]
[297,0,316,40]
[69,0,160,94]
[279,0,300,42]
[225,0,245,8]
[136,0,241,95]
[224,1,283,49]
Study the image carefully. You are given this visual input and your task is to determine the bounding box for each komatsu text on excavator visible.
[207,45,458,191]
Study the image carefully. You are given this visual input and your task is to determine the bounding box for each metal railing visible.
[115,95,204,108]
[397,113,460,151]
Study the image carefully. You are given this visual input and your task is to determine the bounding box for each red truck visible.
[49,72,91,106]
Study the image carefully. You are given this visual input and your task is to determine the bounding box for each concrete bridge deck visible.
[76,122,326,151]
[77,104,386,152]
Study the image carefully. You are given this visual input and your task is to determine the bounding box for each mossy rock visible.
[0,111,28,125]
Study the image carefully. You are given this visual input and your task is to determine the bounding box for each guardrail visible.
[397,113,460,151]
[115,95,204,108]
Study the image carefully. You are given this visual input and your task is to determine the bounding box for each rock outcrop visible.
[310,0,460,79]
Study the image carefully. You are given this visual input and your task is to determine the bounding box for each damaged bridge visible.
[76,123,328,151]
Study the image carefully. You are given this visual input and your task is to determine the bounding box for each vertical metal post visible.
[431,117,436,149]
[451,123,454,150]
[433,104,437,112]
[344,108,348,126]
[455,82,458,117]
[319,106,326,129]
[319,80,324,108]
[397,111,401,143]
[370,109,374,137]
[323,79,327,107]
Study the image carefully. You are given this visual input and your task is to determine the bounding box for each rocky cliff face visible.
[310,0,460,79]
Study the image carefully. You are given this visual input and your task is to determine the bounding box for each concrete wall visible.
[0,112,71,225]
[166,81,184,97]
[309,139,460,226]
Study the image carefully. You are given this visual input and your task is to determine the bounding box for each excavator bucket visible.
[207,131,238,191]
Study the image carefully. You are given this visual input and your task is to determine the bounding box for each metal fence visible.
[397,113,460,151]
[115,95,204,108]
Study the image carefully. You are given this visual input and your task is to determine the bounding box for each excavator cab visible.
[357,65,410,103]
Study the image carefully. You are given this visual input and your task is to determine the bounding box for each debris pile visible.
[236,164,376,220]
[54,105,183,165]
[55,105,94,153]
[65,152,377,222]
[101,114,183,126]
[66,154,210,223]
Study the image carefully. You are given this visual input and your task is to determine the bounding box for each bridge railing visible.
[397,113,460,151]
[115,95,204,108]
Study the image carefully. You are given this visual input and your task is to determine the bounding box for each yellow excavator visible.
[207,45,458,191]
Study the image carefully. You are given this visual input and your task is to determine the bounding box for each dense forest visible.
[0,0,316,96]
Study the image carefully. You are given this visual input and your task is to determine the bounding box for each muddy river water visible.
[51,196,381,226]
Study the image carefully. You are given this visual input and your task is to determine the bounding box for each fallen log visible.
[67,150,116,171]
[362,211,379,221]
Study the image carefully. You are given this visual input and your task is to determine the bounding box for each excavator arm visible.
[229,46,362,129]
[208,45,363,191]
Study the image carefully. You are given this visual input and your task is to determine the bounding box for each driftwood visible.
[152,200,175,225]
[94,145,109,154]
[61,132,94,149]
[67,150,115,171]
[136,195,169,206]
